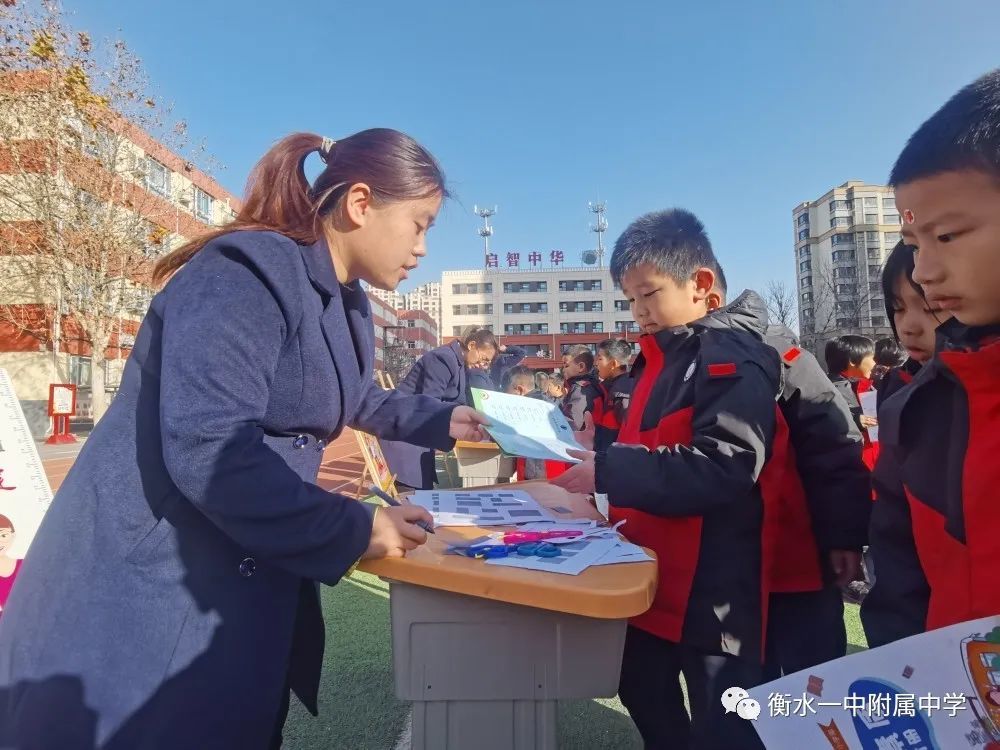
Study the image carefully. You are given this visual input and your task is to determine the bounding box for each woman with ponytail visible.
[0,129,487,748]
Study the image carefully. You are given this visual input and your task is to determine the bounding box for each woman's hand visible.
[361,505,434,560]
[449,406,490,441]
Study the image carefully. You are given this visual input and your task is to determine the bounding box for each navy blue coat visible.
[380,341,468,489]
[0,232,456,748]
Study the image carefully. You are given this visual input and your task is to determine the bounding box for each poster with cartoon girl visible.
[0,513,21,615]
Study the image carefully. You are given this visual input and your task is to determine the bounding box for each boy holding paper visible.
[553,208,778,749]
[863,69,1000,648]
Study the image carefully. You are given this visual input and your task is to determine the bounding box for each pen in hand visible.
[365,486,436,535]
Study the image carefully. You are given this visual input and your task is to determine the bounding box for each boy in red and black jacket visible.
[707,287,871,680]
[593,338,634,453]
[825,335,879,471]
[560,344,604,431]
[553,209,777,750]
[862,69,1000,648]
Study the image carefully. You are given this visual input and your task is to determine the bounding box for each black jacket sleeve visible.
[562,381,598,431]
[781,350,871,550]
[861,445,930,647]
[596,345,779,517]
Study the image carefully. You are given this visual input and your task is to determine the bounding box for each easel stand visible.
[45,414,76,444]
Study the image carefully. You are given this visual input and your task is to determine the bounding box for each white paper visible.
[470,388,584,462]
[409,489,556,527]
[486,536,620,576]
[749,615,1000,749]
[591,540,654,566]
[859,390,879,442]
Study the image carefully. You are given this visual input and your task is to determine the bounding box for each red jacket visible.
[862,320,1000,647]
[595,291,781,659]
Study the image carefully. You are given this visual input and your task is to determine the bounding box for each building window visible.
[832,249,856,262]
[831,234,854,245]
[863,197,878,207]
[558,279,602,292]
[452,283,493,294]
[870,298,884,311]
[502,281,547,293]
[864,213,878,224]
[614,320,641,333]
[559,322,603,334]
[871,316,886,327]
[832,216,850,227]
[834,267,856,278]
[884,213,900,225]
[800,276,812,288]
[801,292,813,303]
[836,317,860,328]
[885,231,901,244]
[614,300,629,311]
[194,187,213,222]
[452,304,492,315]
[865,231,880,242]
[868,265,882,277]
[797,228,810,240]
[836,284,858,296]
[868,248,881,261]
[799,260,812,273]
[883,197,896,209]
[796,213,809,227]
[69,355,92,388]
[829,199,850,212]
[869,281,881,293]
[145,158,171,197]
[798,245,810,258]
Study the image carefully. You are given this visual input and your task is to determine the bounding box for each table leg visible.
[388,582,627,750]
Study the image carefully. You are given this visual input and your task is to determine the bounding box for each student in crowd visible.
[501,365,536,396]
[825,334,878,470]
[553,208,777,749]
[560,344,603,431]
[533,370,550,396]
[0,129,488,748]
[544,373,565,403]
[871,336,907,391]
[381,327,498,491]
[873,240,952,410]
[863,68,1000,648]
[592,338,634,452]
[706,283,870,681]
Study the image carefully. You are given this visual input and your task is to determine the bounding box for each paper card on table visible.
[408,489,556,527]
[486,537,620,576]
[859,390,879,442]
[470,388,584,462]
[591,541,654,566]
[748,615,1000,749]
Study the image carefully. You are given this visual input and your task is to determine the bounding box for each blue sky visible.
[70,0,1000,294]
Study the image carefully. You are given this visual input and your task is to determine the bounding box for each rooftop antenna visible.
[473,204,497,266]
[588,201,608,266]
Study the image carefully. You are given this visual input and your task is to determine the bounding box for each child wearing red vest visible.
[593,338,634,453]
[825,335,880,471]
[553,209,776,750]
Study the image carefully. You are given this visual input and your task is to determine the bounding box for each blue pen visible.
[365,486,436,535]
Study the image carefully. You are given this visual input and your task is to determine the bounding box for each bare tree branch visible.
[762,279,797,330]
[0,0,220,420]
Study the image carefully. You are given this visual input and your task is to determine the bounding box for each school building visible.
[794,181,899,360]
[440,255,640,371]
[0,71,240,436]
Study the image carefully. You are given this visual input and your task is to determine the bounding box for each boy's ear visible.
[691,268,716,302]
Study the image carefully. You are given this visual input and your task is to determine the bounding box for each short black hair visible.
[825,335,875,376]
[610,208,723,289]
[881,240,924,338]
[890,68,1000,185]
[502,365,535,393]
[564,344,594,372]
[874,337,907,368]
[596,338,632,368]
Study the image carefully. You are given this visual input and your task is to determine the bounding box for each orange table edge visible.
[357,480,657,620]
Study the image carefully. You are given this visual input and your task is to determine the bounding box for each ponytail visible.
[153,129,447,284]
